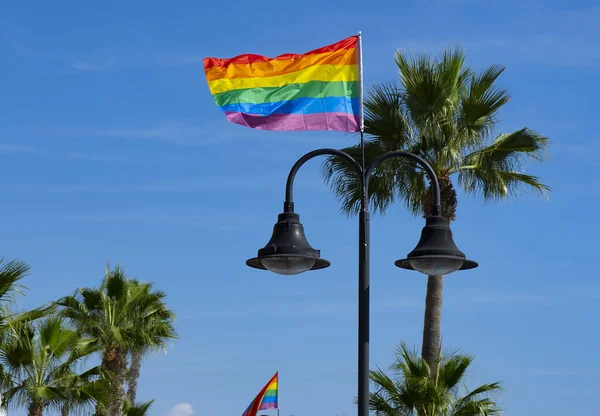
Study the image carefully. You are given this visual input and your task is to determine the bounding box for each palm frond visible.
[322,141,379,214]
[369,368,411,416]
[0,323,35,373]
[364,81,415,148]
[126,399,154,416]
[321,140,428,216]
[452,382,502,408]
[451,397,502,416]
[437,355,472,390]
[2,385,29,409]
[457,128,550,199]
[79,288,103,312]
[0,258,29,302]
[395,48,467,124]
[457,64,510,147]
[393,343,430,380]
[75,379,113,408]
[105,270,127,302]
[463,127,549,165]
[0,304,55,336]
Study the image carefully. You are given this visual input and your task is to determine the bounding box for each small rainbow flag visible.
[241,372,278,416]
[204,36,361,132]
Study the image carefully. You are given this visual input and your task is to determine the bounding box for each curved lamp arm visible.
[284,148,364,213]
[365,151,441,217]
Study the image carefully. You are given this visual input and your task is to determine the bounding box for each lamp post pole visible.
[247,148,477,416]
[283,149,442,416]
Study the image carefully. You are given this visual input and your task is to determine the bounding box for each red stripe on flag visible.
[204,36,358,69]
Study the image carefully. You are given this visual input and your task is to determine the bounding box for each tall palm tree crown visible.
[369,344,502,416]
[322,47,549,373]
[57,266,175,416]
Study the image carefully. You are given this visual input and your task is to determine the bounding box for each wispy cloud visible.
[9,172,330,197]
[387,6,600,69]
[180,301,355,320]
[384,288,600,309]
[0,20,53,60]
[69,214,262,232]
[71,60,115,72]
[7,212,265,233]
[382,297,422,309]
[463,287,600,306]
[0,145,147,163]
[0,144,37,153]
[1,21,125,72]
[527,368,595,376]
[64,151,125,162]
[15,176,282,194]
[3,119,353,166]
[40,120,353,147]
[169,403,195,416]
[158,54,205,67]
[6,6,598,73]
[462,292,550,305]
[94,123,217,144]
[42,121,244,146]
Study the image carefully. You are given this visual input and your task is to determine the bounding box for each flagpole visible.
[356,30,370,416]
[357,31,365,171]
[358,31,364,132]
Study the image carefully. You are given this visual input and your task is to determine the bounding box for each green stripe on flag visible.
[213,81,359,106]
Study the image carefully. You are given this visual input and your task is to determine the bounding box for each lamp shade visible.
[395,216,478,275]
[246,212,330,275]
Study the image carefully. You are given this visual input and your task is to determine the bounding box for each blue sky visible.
[1,0,599,415]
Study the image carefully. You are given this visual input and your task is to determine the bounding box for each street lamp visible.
[246,148,477,416]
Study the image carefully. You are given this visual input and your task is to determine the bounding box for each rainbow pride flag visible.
[241,372,278,416]
[204,36,361,132]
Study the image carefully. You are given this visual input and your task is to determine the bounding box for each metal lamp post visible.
[246,148,478,416]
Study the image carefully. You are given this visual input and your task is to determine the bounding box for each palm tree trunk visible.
[28,403,43,416]
[61,404,69,416]
[96,346,127,416]
[127,349,143,405]
[422,274,444,378]
[421,178,457,378]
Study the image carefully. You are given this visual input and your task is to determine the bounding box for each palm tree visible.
[125,400,153,416]
[323,47,549,374]
[57,266,139,416]
[0,258,55,413]
[370,344,501,416]
[58,265,175,416]
[0,316,110,416]
[126,280,176,405]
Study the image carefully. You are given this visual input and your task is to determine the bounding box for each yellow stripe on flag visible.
[207,64,358,95]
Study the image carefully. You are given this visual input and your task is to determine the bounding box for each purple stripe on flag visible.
[224,112,360,132]
[259,402,278,410]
